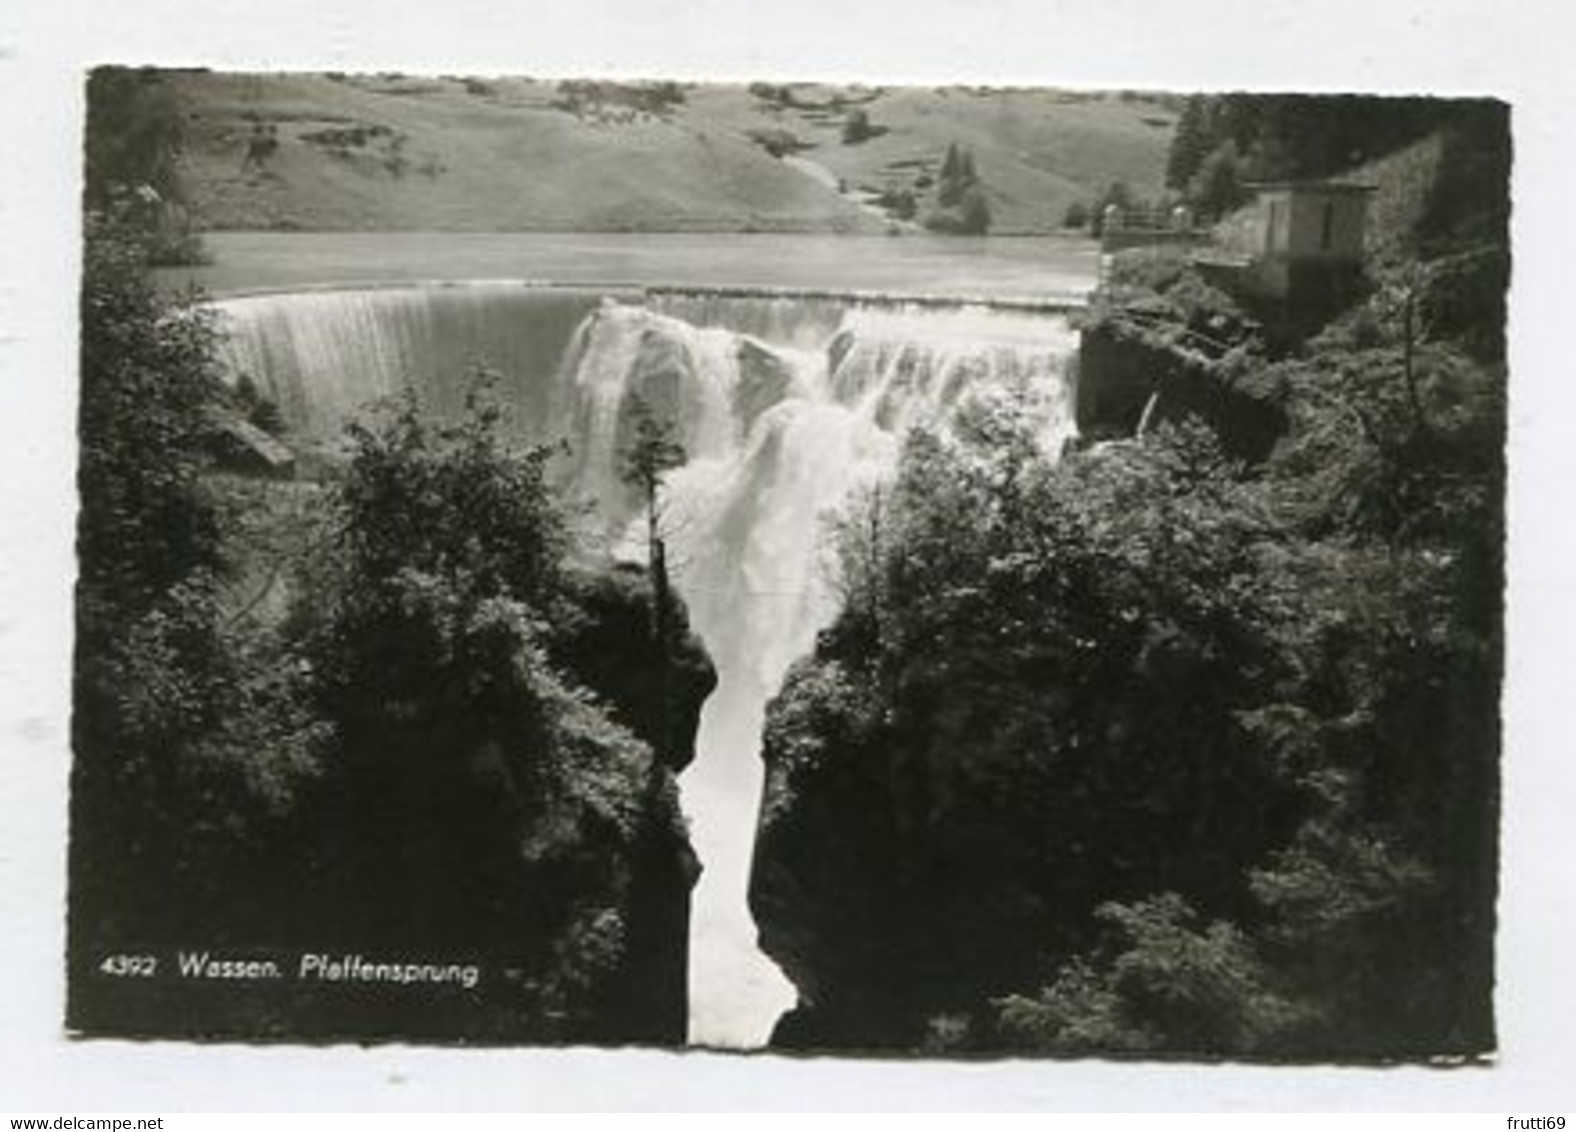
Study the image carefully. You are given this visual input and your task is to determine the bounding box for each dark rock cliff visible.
[748,653,1162,1051]
[557,561,718,776]
[552,561,716,1043]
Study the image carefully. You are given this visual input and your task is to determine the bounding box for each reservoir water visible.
[159,230,1099,306]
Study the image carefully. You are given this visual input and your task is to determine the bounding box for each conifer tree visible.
[1166,95,1213,190]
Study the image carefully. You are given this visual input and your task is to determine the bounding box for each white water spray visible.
[559,297,1079,1046]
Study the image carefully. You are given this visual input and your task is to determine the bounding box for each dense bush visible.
[876,186,918,221]
[553,79,688,121]
[71,219,701,1042]
[71,208,324,996]
[755,299,1502,1054]
[253,379,694,1038]
[842,108,886,145]
[747,126,813,158]
[758,418,1307,1046]
[76,208,221,633]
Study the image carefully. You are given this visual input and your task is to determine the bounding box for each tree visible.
[926,144,992,235]
[332,375,570,614]
[1188,139,1248,222]
[241,120,280,174]
[995,894,1301,1055]
[878,186,918,221]
[299,376,685,1037]
[957,185,992,235]
[76,203,221,643]
[71,202,323,1018]
[842,107,875,145]
[939,142,961,184]
[1166,95,1213,190]
[937,143,970,207]
[620,395,686,590]
[84,67,189,206]
[84,67,207,265]
[619,396,688,759]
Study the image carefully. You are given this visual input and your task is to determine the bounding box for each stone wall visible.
[1075,322,1287,462]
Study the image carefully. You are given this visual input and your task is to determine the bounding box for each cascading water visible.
[211,283,621,443]
[210,284,1080,1048]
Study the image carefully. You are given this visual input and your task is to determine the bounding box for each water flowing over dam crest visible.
[213,283,1081,1047]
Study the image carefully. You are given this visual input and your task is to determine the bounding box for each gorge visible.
[210,282,1084,1047]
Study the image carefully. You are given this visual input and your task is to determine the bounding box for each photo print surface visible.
[70,70,1508,1057]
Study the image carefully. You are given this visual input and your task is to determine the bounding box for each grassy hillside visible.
[165,73,1173,234]
[708,83,1176,232]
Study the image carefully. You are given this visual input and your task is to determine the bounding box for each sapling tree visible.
[619,396,688,760]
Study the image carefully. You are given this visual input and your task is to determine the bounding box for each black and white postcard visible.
[66,69,1508,1060]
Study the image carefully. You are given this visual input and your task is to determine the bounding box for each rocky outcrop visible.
[556,561,717,775]
[749,660,928,1049]
[735,338,799,432]
[749,656,1082,1051]
[551,560,717,1043]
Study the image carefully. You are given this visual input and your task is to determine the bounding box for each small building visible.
[1236,180,1376,300]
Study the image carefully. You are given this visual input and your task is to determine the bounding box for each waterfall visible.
[532,296,1082,1048]
[209,284,618,444]
[210,283,1080,1048]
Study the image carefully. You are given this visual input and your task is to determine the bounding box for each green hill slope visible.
[722,83,1176,233]
[167,73,1173,234]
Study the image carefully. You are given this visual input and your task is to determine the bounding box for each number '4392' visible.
[100,954,157,977]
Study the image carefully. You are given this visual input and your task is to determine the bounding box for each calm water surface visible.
[160,230,1099,304]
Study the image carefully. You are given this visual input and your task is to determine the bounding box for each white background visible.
[2,0,1573,1112]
